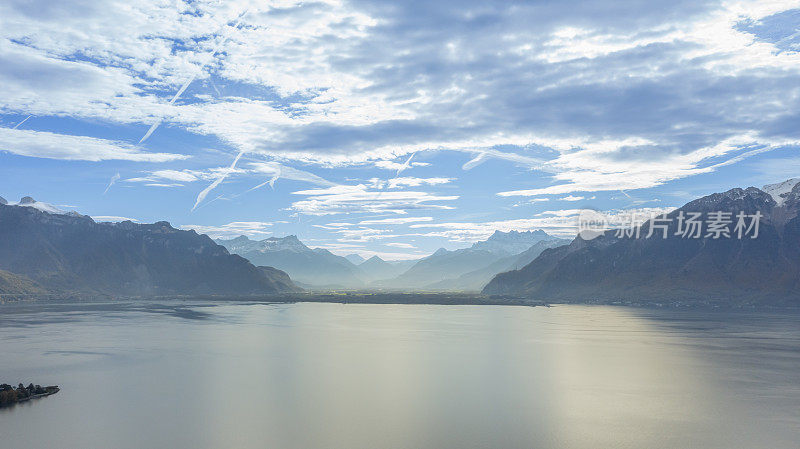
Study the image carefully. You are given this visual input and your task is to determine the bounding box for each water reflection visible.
[1,302,798,449]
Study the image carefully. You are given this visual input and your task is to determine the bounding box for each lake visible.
[1,301,798,448]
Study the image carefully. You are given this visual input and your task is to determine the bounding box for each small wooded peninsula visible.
[0,383,59,407]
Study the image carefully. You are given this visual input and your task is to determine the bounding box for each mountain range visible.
[215,235,367,288]
[426,238,569,291]
[484,180,800,305]
[0,198,300,297]
[378,230,567,290]
[5,179,795,304]
[358,256,416,282]
[217,230,565,291]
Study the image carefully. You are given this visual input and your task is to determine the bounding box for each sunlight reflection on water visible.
[1,302,798,449]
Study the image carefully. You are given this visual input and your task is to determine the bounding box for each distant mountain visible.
[357,256,414,281]
[0,199,300,296]
[382,230,566,290]
[484,181,800,305]
[470,229,555,254]
[427,238,567,291]
[761,178,800,206]
[216,235,365,288]
[344,254,366,265]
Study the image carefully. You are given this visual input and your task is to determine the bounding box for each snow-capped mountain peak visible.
[259,235,310,253]
[762,178,800,206]
[8,196,68,215]
[469,229,555,255]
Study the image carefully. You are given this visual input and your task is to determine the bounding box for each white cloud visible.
[385,242,415,249]
[193,151,245,211]
[180,221,273,238]
[409,206,677,241]
[497,135,800,196]
[149,169,204,183]
[359,216,434,225]
[289,184,458,216]
[386,177,454,188]
[92,215,138,222]
[0,128,188,162]
[374,160,431,171]
[2,0,800,228]
[246,162,337,191]
[103,173,120,195]
[126,169,208,186]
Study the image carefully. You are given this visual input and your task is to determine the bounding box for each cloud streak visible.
[103,172,120,195]
[192,150,244,211]
[137,9,250,145]
[12,115,31,129]
[244,162,337,193]
[0,128,188,162]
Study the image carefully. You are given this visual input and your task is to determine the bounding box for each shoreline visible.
[2,292,799,311]
[0,385,59,408]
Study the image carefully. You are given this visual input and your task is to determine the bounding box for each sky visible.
[1,0,800,260]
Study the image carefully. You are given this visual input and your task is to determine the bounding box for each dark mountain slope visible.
[0,202,300,296]
[358,255,414,282]
[0,269,48,296]
[484,183,800,305]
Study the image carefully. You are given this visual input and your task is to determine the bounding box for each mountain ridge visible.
[380,230,566,290]
[0,201,301,296]
[483,181,800,305]
[215,235,365,288]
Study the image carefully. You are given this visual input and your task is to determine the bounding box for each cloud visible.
[92,215,138,222]
[374,160,430,171]
[179,221,273,239]
[0,128,188,162]
[385,242,415,249]
[557,195,596,201]
[359,216,434,225]
[395,153,415,176]
[246,162,337,191]
[103,173,120,195]
[125,169,209,186]
[192,151,245,211]
[149,170,204,183]
[387,177,453,188]
[497,136,800,196]
[408,206,677,241]
[312,222,354,229]
[368,177,454,189]
[290,184,458,216]
[460,148,550,171]
[12,115,31,129]
[3,0,800,232]
[330,226,390,242]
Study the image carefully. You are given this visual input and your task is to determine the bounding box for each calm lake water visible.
[1,301,798,449]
